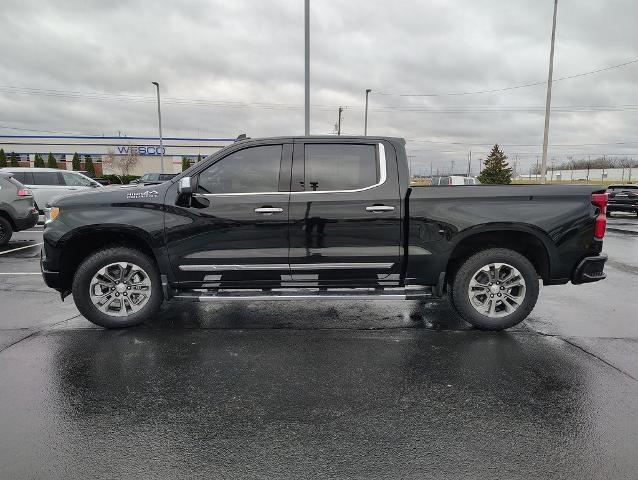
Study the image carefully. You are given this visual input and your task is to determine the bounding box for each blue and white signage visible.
[117,145,166,156]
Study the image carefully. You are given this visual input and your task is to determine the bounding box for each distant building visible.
[0,134,234,176]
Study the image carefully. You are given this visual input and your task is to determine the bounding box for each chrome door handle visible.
[366,205,395,213]
[254,207,284,214]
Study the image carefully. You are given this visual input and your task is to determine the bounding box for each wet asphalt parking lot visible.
[0,216,637,479]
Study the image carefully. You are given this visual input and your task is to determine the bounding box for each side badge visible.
[126,190,159,199]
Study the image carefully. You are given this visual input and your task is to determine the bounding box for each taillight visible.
[17,188,32,197]
[591,193,607,239]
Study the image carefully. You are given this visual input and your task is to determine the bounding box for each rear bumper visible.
[14,209,38,231]
[572,254,607,285]
[608,201,638,212]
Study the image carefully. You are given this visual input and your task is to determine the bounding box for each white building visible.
[0,134,235,176]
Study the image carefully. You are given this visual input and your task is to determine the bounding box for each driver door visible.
[165,142,292,288]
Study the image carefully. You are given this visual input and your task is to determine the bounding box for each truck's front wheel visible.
[72,247,163,328]
[450,248,539,331]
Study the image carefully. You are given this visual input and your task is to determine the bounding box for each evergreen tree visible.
[0,149,6,168]
[182,157,191,171]
[72,152,81,171]
[84,155,95,176]
[477,144,513,184]
[10,152,19,167]
[34,154,45,168]
[47,152,58,169]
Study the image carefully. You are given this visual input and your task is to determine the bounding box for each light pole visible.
[304,0,310,135]
[364,89,372,136]
[337,106,343,135]
[540,0,558,184]
[151,81,164,174]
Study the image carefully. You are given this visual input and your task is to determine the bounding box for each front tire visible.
[450,248,540,331]
[0,217,13,246]
[72,246,162,328]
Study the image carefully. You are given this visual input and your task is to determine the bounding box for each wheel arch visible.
[58,225,160,293]
[446,224,553,283]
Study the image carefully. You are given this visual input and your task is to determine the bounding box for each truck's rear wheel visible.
[72,247,162,328]
[450,248,539,331]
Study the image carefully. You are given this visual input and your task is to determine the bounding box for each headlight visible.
[45,207,60,224]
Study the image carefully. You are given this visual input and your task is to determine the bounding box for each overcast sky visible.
[0,0,637,174]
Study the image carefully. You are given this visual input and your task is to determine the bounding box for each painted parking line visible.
[0,242,44,255]
[0,272,41,275]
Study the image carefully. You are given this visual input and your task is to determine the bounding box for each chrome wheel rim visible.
[467,262,526,318]
[89,262,152,317]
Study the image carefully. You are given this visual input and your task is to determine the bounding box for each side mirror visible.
[178,176,193,195]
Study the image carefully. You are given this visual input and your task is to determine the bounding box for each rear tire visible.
[72,246,162,328]
[450,248,540,331]
[0,217,13,246]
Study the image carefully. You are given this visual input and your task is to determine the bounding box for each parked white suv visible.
[0,168,102,212]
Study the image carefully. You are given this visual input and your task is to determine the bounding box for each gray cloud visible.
[0,0,637,173]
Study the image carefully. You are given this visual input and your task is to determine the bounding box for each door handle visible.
[365,205,395,213]
[254,207,284,214]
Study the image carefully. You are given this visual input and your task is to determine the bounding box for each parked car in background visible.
[0,172,38,246]
[0,168,103,212]
[129,173,176,185]
[430,175,480,186]
[607,184,638,216]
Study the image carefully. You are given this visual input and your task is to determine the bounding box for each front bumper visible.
[572,254,607,285]
[40,247,62,291]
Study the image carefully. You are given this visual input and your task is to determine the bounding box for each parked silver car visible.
[0,172,38,246]
[0,168,102,212]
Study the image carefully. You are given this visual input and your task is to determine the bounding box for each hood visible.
[48,182,172,208]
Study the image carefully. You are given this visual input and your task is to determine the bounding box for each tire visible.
[72,246,162,328]
[0,217,13,246]
[450,248,540,331]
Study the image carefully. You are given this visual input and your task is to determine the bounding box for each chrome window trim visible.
[193,142,387,197]
[179,262,394,272]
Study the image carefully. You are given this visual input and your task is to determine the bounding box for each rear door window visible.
[11,172,34,185]
[61,171,92,187]
[302,144,378,191]
[32,172,62,185]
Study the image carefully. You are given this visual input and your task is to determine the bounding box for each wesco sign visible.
[116,145,166,156]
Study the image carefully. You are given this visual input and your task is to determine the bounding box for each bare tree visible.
[118,145,140,177]
[103,145,139,179]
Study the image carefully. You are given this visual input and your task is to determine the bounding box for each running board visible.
[173,286,432,302]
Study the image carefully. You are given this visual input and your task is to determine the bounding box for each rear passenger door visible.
[288,140,402,284]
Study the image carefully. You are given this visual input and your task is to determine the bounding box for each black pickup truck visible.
[41,136,608,330]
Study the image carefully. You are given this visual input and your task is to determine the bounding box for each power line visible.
[374,58,638,97]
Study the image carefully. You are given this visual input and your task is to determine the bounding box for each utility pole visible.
[430,160,433,176]
[467,149,472,175]
[304,0,310,135]
[451,160,455,175]
[364,89,371,136]
[540,0,558,184]
[408,155,414,176]
[151,81,164,174]
[479,159,483,173]
[337,106,343,135]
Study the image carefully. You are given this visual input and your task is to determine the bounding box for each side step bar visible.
[173,286,432,302]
